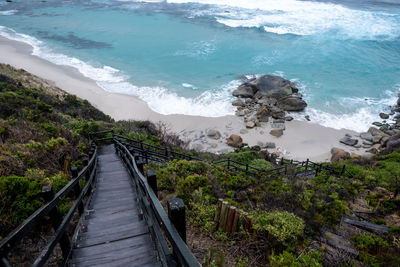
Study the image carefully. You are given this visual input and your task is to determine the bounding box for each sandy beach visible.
[0,36,366,161]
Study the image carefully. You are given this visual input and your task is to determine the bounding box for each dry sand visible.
[0,36,366,161]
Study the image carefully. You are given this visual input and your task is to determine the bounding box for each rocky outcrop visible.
[232,74,307,136]
[386,132,400,152]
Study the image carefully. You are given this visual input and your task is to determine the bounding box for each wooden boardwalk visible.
[69,145,161,267]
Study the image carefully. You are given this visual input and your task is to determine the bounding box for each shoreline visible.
[0,35,366,161]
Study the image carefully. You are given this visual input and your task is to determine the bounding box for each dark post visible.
[305,159,309,172]
[227,158,230,169]
[144,150,149,164]
[82,157,90,181]
[167,198,186,243]
[71,167,84,214]
[147,170,158,197]
[165,147,168,159]
[136,159,144,174]
[42,186,71,259]
[280,157,284,165]
[341,165,346,175]
[245,164,248,172]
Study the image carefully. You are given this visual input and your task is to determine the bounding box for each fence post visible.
[305,159,309,172]
[280,157,284,165]
[227,158,230,169]
[71,166,84,215]
[147,170,158,197]
[341,165,346,175]
[245,164,248,172]
[136,159,144,174]
[82,157,90,181]
[167,198,186,243]
[41,186,71,259]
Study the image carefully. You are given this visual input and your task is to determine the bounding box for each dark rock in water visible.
[270,129,283,137]
[386,132,400,152]
[379,113,389,119]
[278,96,307,111]
[372,122,383,127]
[285,116,294,121]
[340,136,358,146]
[253,75,298,98]
[232,83,256,98]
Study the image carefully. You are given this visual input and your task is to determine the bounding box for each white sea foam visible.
[167,0,400,39]
[0,25,236,117]
[0,10,17,15]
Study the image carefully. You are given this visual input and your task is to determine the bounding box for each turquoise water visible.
[1,0,400,131]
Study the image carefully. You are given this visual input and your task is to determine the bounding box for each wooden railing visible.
[0,143,98,267]
[114,139,200,267]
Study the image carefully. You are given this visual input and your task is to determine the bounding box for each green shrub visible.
[250,210,305,244]
[269,250,322,267]
[177,174,209,203]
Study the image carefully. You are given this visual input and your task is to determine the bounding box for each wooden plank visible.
[71,144,160,266]
[343,218,389,233]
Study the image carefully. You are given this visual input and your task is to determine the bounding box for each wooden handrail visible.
[115,140,200,267]
[0,145,98,266]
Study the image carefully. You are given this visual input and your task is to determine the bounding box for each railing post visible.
[71,166,84,215]
[1,257,11,267]
[147,170,158,197]
[245,164,248,171]
[167,198,186,243]
[280,157,284,165]
[41,186,71,259]
[341,165,346,175]
[136,159,144,174]
[305,159,309,172]
[227,158,230,169]
[82,157,90,181]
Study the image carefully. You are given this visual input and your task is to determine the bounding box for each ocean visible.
[1,0,399,132]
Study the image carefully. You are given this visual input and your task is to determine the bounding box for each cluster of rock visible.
[232,75,307,137]
[333,94,400,161]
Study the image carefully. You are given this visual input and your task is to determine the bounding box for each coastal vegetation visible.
[1,64,399,266]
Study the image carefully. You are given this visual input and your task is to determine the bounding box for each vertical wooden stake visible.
[219,201,229,232]
[231,209,241,233]
[214,199,223,228]
[225,206,236,233]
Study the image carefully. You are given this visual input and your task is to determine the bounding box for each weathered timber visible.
[231,209,241,233]
[70,145,160,266]
[214,199,223,228]
[219,201,229,231]
[225,206,236,233]
[343,218,389,233]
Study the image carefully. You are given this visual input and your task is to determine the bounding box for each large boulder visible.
[233,74,298,99]
[226,134,243,148]
[386,132,400,152]
[278,96,307,111]
[232,83,256,98]
[252,75,298,98]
